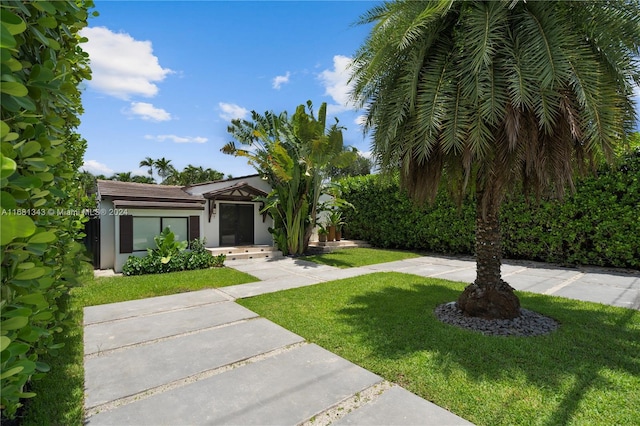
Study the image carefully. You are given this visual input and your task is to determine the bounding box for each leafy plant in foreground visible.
[1,0,94,419]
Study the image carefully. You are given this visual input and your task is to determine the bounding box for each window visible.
[162,217,188,243]
[120,215,199,254]
[133,217,160,251]
[131,217,189,251]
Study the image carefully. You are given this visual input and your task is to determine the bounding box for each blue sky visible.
[79,1,377,180]
[79,1,639,181]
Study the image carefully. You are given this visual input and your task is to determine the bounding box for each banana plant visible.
[222,101,353,255]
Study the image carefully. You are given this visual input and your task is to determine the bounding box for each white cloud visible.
[219,102,249,121]
[80,26,173,99]
[82,160,114,175]
[128,102,172,121]
[318,55,356,113]
[145,134,208,144]
[272,71,291,89]
[355,114,367,126]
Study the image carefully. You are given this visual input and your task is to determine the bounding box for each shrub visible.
[122,232,226,276]
[1,1,94,419]
[341,151,640,270]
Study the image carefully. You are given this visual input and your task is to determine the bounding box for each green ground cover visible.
[20,267,259,425]
[301,247,421,268]
[74,267,257,307]
[238,272,640,426]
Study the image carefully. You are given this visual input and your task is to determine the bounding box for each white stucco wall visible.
[98,199,115,270]
[187,175,273,248]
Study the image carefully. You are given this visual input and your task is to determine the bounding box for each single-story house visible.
[94,174,273,272]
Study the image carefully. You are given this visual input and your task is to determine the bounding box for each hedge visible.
[340,151,640,270]
[1,1,94,419]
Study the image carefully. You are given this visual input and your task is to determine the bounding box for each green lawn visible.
[301,247,421,268]
[238,272,640,426]
[73,267,258,307]
[20,266,259,426]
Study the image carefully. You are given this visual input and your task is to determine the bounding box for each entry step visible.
[207,245,283,261]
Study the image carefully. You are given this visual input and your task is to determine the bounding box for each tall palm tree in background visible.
[154,157,174,184]
[164,165,225,185]
[351,0,639,319]
[111,172,133,182]
[139,156,156,181]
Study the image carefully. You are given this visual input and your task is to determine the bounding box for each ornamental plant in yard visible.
[350,0,640,319]
[222,101,356,255]
[122,231,225,276]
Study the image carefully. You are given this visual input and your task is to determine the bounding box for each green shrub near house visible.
[122,228,225,275]
[341,151,640,270]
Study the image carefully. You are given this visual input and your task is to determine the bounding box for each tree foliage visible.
[351,0,640,318]
[326,149,372,180]
[163,164,224,186]
[223,101,354,255]
[0,0,94,418]
[340,150,640,270]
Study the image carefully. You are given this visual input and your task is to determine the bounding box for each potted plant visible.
[328,210,344,242]
[317,223,328,243]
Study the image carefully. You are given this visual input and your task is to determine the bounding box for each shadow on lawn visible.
[337,281,640,425]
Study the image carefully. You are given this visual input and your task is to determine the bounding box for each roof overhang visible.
[203,182,269,222]
[112,200,205,210]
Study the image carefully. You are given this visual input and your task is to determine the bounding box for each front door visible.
[219,203,255,246]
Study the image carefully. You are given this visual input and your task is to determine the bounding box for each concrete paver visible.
[221,275,324,299]
[87,344,382,426]
[84,301,258,355]
[335,386,474,426]
[85,317,304,409]
[84,288,230,325]
[85,253,639,425]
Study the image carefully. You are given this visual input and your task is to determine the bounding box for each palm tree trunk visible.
[457,179,521,319]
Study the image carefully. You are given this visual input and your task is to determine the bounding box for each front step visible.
[307,239,371,253]
[207,245,283,261]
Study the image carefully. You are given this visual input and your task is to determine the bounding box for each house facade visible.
[95,175,273,272]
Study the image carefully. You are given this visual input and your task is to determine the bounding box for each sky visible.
[79,0,378,180]
[78,1,640,181]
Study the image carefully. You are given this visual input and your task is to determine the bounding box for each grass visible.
[20,266,259,425]
[238,272,640,426]
[73,267,258,307]
[301,247,421,268]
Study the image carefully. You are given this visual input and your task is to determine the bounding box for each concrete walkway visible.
[84,256,639,425]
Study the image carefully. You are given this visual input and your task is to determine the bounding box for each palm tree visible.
[131,175,156,184]
[110,172,133,182]
[351,0,639,319]
[139,156,155,179]
[163,165,225,185]
[154,157,174,183]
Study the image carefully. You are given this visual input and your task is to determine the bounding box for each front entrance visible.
[219,203,255,246]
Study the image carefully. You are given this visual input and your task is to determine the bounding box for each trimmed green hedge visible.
[340,152,640,270]
[1,1,94,419]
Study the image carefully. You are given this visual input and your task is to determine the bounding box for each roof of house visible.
[183,174,261,189]
[202,181,268,200]
[97,180,205,203]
